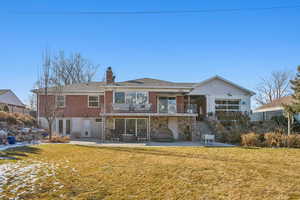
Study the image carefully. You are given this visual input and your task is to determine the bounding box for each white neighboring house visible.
[252,96,292,121]
[0,89,27,114]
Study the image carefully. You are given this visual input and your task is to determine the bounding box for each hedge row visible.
[0,111,36,126]
[241,132,300,148]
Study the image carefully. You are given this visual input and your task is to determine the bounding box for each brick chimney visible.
[106,66,115,84]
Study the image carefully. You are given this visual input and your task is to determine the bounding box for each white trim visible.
[254,106,284,113]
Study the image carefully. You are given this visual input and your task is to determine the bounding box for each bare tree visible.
[51,51,99,86]
[36,50,63,139]
[35,49,99,139]
[256,70,293,105]
[28,93,37,111]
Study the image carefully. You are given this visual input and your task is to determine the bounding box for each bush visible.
[264,132,285,147]
[241,133,260,147]
[48,136,70,143]
[286,134,300,148]
[0,111,36,126]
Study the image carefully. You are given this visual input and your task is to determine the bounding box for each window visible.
[88,96,99,107]
[56,96,65,108]
[114,118,148,136]
[115,92,125,104]
[66,120,71,135]
[158,97,176,113]
[114,92,148,105]
[215,99,241,112]
[137,119,147,138]
[126,119,136,135]
[115,119,125,135]
[95,118,102,123]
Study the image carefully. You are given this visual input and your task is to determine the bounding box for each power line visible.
[13,5,300,15]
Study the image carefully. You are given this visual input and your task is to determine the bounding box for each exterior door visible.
[82,120,91,137]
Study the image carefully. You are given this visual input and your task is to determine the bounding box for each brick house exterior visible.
[34,67,254,142]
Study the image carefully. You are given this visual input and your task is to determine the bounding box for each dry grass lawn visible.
[1,144,300,200]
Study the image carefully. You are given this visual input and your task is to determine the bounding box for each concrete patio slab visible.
[70,140,235,147]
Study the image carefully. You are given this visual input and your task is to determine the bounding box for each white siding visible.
[190,78,252,114]
[39,117,102,138]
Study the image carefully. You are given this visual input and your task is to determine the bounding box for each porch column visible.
[148,116,151,142]
[102,116,106,142]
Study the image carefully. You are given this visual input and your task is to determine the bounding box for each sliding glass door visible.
[114,118,148,137]
[158,97,177,113]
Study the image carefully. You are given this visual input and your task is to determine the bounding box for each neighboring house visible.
[0,89,27,114]
[252,96,293,121]
[33,67,255,141]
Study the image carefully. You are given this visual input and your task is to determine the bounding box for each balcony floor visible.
[100,112,198,117]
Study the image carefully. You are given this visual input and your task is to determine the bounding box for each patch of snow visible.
[0,160,62,199]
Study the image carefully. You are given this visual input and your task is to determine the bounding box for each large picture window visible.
[114,92,148,105]
[215,99,241,112]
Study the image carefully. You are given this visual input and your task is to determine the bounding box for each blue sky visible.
[0,0,300,106]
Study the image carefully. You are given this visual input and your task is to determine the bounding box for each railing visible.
[102,103,153,113]
[158,103,197,114]
[101,103,198,114]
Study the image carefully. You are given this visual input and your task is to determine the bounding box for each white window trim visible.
[113,91,149,104]
[88,95,100,108]
[56,95,65,108]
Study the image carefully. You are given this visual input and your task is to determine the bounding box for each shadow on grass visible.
[74,145,249,164]
[0,146,41,160]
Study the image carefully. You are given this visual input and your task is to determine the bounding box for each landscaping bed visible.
[1,144,300,199]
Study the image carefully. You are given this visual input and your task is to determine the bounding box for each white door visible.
[168,117,178,140]
[82,120,91,137]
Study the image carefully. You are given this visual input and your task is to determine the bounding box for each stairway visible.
[192,121,214,141]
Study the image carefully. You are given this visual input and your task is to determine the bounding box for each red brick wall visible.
[38,95,103,118]
[105,91,113,113]
[149,92,157,113]
[38,95,56,117]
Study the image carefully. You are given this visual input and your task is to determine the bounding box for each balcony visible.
[101,103,198,117]
[102,103,152,113]
[158,103,198,114]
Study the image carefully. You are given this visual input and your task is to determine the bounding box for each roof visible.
[193,76,256,95]
[255,96,293,112]
[33,82,107,93]
[116,78,195,87]
[0,89,25,107]
[33,76,253,95]
[0,89,10,95]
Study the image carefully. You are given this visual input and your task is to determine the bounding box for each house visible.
[0,89,27,114]
[34,67,255,142]
[253,96,293,121]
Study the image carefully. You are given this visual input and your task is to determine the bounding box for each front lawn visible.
[1,144,300,200]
